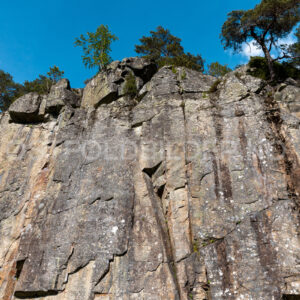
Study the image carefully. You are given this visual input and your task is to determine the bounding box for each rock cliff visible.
[0,57,300,300]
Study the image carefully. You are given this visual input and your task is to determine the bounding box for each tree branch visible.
[273,53,300,62]
[268,35,275,52]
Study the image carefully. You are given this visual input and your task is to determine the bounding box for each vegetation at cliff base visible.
[135,26,204,72]
[75,25,118,71]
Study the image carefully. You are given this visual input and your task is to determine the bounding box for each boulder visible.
[81,72,119,108]
[46,79,80,114]
[121,57,157,82]
[9,92,43,123]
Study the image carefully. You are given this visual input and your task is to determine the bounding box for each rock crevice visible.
[0,58,300,299]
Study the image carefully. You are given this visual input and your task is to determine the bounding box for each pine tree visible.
[135,26,204,72]
[47,66,64,83]
[221,0,300,81]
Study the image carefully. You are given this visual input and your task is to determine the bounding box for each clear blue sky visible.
[0,0,262,88]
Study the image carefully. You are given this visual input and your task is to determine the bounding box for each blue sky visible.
[0,0,293,87]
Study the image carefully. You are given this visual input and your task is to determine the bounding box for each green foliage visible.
[201,238,217,247]
[0,70,23,111]
[221,0,300,80]
[221,0,300,52]
[248,56,300,81]
[47,65,64,83]
[20,65,65,96]
[75,25,118,71]
[22,75,52,95]
[209,79,222,93]
[267,91,273,97]
[123,72,137,98]
[181,69,187,80]
[135,26,183,64]
[0,65,66,111]
[288,25,300,68]
[193,240,199,253]
[21,65,65,95]
[135,26,204,72]
[172,52,204,72]
[207,62,232,77]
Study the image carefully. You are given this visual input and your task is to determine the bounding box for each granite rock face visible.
[81,57,157,109]
[8,79,81,124]
[0,58,300,300]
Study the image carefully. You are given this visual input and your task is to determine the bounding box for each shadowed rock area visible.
[0,57,300,300]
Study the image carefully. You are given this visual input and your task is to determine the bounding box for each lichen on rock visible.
[1,57,300,300]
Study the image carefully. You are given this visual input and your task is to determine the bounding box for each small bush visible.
[207,62,232,77]
[123,72,137,98]
[181,69,187,80]
[248,56,300,82]
[209,79,222,93]
[171,65,177,74]
[193,240,199,253]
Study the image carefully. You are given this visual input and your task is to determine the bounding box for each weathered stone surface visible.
[8,80,81,124]
[1,58,300,300]
[81,57,157,108]
[9,93,43,123]
[121,57,157,82]
[46,79,81,114]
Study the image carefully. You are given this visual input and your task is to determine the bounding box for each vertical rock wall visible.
[0,58,299,299]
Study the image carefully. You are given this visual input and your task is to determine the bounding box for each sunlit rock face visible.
[0,58,300,300]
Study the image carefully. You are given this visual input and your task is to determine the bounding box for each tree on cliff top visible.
[0,65,66,111]
[135,26,204,72]
[207,62,232,77]
[47,65,64,83]
[22,66,65,95]
[22,75,52,95]
[75,25,118,71]
[221,0,300,81]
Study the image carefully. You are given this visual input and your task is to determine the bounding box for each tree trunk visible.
[261,43,276,81]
